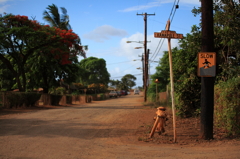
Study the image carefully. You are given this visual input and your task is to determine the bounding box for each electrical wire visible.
[149,0,180,63]
[107,61,133,65]
[168,0,177,21]
[170,0,180,23]
[111,73,142,79]
[110,60,143,78]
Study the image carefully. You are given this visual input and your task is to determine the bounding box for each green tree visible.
[109,79,121,89]
[172,26,202,117]
[149,25,202,117]
[43,4,86,59]
[78,57,110,86]
[0,14,54,91]
[121,74,136,90]
[0,14,81,92]
[110,74,137,91]
[150,0,240,117]
[149,51,169,94]
[0,59,15,90]
[192,0,240,81]
[43,4,71,30]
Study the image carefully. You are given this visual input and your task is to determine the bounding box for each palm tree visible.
[43,4,71,30]
[43,4,87,58]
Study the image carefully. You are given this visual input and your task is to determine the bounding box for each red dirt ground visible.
[0,93,240,159]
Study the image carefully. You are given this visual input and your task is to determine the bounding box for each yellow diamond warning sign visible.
[198,52,216,77]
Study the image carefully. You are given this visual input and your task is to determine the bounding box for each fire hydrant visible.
[149,107,167,138]
[156,107,167,134]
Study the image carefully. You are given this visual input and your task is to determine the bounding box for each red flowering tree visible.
[0,13,82,92]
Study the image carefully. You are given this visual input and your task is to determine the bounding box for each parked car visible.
[116,91,122,97]
[109,90,118,98]
[120,90,126,95]
[134,89,140,95]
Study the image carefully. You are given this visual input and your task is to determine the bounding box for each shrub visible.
[50,94,62,105]
[214,77,240,136]
[5,92,41,108]
[49,87,66,95]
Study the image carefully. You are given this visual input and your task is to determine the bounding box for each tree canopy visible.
[109,74,137,90]
[149,0,240,117]
[43,4,72,30]
[78,57,110,87]
[0,13,82,92]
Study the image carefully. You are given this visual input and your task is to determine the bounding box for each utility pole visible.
[200,0,215,140]
[140,53,144,88]
[137,12,155,102]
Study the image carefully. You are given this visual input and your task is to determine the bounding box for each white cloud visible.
[83,25,128,43]
[119,0,200,12]
[117,32,179,62]
[180,0,200,6]
[108,32,180,80]
[0,0,11,13]
[114,67,121,74]
[0,4,9,13]
[0,0,10,3]
[119,1,165,12]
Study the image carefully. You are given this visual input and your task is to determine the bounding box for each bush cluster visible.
[5,92,41,108]
[214,77,240,136]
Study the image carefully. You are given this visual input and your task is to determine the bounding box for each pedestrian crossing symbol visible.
[198,52,216,77]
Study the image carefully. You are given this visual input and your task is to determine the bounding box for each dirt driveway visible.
[0,93,240,159]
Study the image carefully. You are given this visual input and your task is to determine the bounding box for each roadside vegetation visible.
[148,0,240,136]
[0,1,239,136]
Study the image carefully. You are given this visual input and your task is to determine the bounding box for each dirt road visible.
[0,93,239,159]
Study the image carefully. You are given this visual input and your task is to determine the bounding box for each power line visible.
[170,0,180,23]
[107,61,132,65]
[168,0,177,20]
[149,0,180,63]
[150,38,165,63]
[111,73,142,79]
[110,60,142,78]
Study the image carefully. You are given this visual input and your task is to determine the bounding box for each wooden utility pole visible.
[200,0,215,140]
[137,13,155,102]
[141,54,144,88]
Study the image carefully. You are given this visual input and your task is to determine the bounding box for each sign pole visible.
[167,36,177,143]
[166,20,177,143]
[154,20,183,143]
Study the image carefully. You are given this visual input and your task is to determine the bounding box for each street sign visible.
[198,52,216,77]
[154,30,183,39]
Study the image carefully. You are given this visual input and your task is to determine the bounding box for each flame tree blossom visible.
[0,13,82,92]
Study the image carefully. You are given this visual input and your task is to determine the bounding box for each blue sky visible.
[0,0,201,87]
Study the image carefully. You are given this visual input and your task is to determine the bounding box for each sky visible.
[0,0,201,87]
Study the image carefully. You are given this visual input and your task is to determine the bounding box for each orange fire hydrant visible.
[156,107,167,134]
[149,107,167,138]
